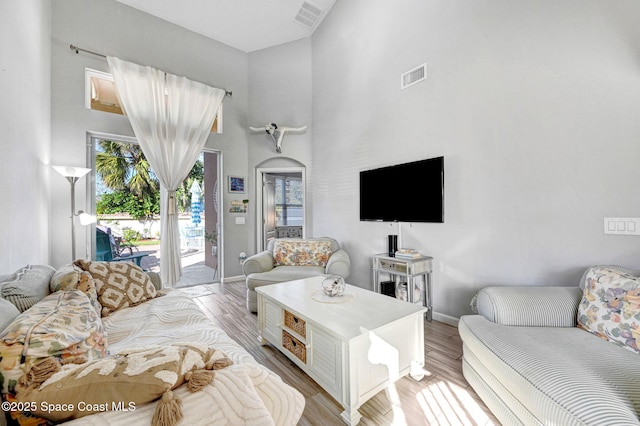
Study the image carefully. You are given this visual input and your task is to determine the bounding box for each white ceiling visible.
[114,0,337,53]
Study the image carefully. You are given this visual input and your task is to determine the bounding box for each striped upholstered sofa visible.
[459,266,640,425]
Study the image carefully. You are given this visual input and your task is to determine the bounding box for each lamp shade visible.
[52,165,91,178]
[52,164,93,261]
[78,211,97,226]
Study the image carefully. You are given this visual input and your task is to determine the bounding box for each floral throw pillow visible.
[577,266,640,353]
[273,240,333,267]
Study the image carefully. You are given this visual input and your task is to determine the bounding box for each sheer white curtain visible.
[107,56,225,288]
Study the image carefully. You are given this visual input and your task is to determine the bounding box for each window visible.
[85,68,222,133]
[275,177,303,226]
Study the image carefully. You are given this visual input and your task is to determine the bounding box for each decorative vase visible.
[322,275,345,297]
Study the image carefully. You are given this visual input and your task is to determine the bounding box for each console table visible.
[372,253,433,321]
[256,277,427,425]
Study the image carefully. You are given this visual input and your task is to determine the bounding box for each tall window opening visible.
[89,135,221,285]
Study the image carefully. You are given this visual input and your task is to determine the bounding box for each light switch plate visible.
[604,217,640,235]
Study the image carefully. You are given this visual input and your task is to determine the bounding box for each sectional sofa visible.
[459,266,640,425]
[0,262,304,425]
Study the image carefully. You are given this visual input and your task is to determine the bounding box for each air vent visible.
[401,63,427,89]
[294,1,324,30]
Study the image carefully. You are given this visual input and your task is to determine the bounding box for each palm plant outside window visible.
[95,140,204,236]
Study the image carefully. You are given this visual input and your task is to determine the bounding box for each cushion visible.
[50,264,102,315]
[73,260,159,317]
[0,298,20,333]
[0,290,108,397]
[17,343,232,423]
[577,266,640,353]
[268,236,340,252]
[0,265,55,312]
[273,240,333,267]
[459,315,640,425]
[579,264,640,290]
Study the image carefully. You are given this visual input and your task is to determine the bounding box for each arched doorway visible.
[255,160,306,252]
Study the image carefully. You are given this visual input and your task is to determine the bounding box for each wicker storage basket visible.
[282,330,306,363]
[284,310,306,338]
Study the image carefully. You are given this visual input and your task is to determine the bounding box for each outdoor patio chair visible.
[96,228,148,269]
[112,234,137,257]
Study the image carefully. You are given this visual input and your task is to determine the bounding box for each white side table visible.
[372,253,433,321]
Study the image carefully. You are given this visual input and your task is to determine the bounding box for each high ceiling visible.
[114,0,337,53]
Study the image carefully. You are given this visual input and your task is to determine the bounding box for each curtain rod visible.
[69,44,233,97]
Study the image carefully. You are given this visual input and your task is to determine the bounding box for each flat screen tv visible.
[359,156,444,223]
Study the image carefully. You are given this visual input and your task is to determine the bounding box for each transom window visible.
[84,68,222,133]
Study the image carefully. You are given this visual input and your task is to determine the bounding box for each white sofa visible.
[0,263,304,425]
[458,266,640,425]
[242,237,351,312]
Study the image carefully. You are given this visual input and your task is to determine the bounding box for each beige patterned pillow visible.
[74,260,159,317]
[273,240,333,267]
[17,343,232,423]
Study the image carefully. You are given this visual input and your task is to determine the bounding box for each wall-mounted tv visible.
[359,156,444,223]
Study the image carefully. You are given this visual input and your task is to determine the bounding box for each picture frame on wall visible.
[228,175,246,193]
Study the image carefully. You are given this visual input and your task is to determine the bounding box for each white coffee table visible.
[256,276,427,425]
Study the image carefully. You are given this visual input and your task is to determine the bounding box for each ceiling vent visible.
[294,1,324,30]
[401,63,427,89]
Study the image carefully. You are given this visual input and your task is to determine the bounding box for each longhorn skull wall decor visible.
[249,123,307,153]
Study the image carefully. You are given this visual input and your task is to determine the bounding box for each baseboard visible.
[432,311,459,327]
[223,275,245,283]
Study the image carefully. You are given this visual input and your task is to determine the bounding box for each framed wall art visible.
[228,175,246,193]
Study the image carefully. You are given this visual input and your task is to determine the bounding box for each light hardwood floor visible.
[190,281,500,426]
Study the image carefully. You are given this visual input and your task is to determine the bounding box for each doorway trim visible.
[202,147,224,283]
[86,131,224,281]
[255,166,306,252]
[86,131,138,259]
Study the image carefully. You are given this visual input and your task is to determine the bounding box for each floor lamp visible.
[53,165,95,261]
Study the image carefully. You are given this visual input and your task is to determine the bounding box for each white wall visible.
[312,0,640,320]
[5,0,640,321]
[50,0,249,276]
[0,0,51,272]
[248,39,314,254]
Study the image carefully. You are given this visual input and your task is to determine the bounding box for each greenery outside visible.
[95,140,204,241]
